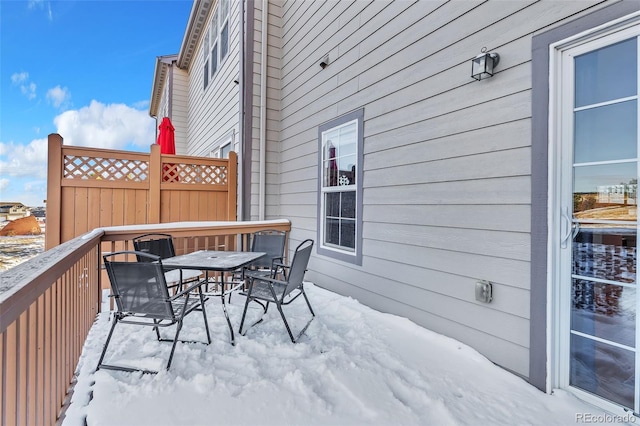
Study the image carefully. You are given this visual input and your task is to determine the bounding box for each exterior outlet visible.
[475,280,493,303]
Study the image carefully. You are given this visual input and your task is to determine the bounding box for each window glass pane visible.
[323,121,357,188]
[573,163,637,217]
[340,219,355,249]
[203,60,209,89]
[325,193,339,217]
[574,100,637,163]
[575,38,637,107]
[338,155,356,186]
[570,334,634,408]
[221,0,228,18]
[212,9,218,34]
[572,227,636,283]
[211,44,218,77]
[572,280,635,347]
[220,22,229,61]
[325,218,339,246]
[220,144,231,159]
[341,191,355,218]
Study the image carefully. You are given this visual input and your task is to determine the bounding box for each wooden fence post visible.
[227,151,238,221]
[149,144,161,224]
[45,134,63,250]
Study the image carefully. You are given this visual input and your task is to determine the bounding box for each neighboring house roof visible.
[0,202,27,208]
[149,54,178,118]
[177,0,213,70]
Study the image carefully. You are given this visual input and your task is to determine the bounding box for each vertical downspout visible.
[259,0,268,220]
[243,1,255,221]
[237,0,245,221]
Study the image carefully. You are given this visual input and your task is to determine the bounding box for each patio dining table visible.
[160,250,266,345]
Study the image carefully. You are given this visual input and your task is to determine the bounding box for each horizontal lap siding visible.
[250,0,282,220]
[173,69,189,154]
[275,0,608,377]
[187,0,241,158]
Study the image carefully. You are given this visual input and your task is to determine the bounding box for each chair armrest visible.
[169,278,207,300]
[248,274,287,287]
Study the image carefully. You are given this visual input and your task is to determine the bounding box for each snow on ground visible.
[62,284,632,426]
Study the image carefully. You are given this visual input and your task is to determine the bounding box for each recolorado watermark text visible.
[576,413,636,423]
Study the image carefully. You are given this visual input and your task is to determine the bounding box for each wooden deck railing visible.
[0,220,290,426]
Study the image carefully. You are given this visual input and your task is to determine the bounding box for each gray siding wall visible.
[249,0,283,220]
[273,0,608,378]
[173,67,189,154]
[186,0,242,158]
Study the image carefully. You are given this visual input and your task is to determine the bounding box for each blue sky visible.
[0,0,193,207]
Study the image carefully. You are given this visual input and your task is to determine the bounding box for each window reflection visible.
[575,37,637,107]
[573,163,637,220]
[574,100,637,163]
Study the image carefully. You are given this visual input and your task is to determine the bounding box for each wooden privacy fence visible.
[0,220,291,426]
[45,134,238,250]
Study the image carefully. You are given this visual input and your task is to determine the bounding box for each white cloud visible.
[0,178,9,192]
[11,72,37,100]
[0,138,48,179]
[11,72,28,84]
[54,100,155,150]
[28,0,53,21]
[46,85,71,108]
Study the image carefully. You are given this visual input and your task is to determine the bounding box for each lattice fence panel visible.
[162,162,228,185]
[64,155,149,181]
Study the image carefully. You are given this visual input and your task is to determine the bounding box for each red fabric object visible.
[157,117,176,155]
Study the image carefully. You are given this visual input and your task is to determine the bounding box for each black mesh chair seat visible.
[133,233,203,290]
[98,251,211,373]
[239,239,315,343]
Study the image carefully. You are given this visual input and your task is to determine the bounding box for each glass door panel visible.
[574,101,637,163]
[566,33,638,412]
[574,37,636,107]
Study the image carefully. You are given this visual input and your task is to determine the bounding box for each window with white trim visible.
[210,130,234,159]
[317,109,363,265]
[203,0,229,90]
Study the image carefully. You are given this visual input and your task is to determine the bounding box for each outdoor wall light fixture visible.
[471,47,500,81]
[319,55,330,69]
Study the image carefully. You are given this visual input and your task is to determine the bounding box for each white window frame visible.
[209,130,234,159]
[317,109,364,265]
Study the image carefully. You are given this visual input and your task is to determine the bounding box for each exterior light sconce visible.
[471,48,500,81]
[319,55,330,69]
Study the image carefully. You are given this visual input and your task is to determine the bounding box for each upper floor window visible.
[317,109,364,265]
[210,130,234,159]
[203,0,229,90]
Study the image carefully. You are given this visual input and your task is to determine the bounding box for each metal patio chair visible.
[133,233,203,291]
[237,229,288,280]
[98,251,211,373]
[239,239,315,343]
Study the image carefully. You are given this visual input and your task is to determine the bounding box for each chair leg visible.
[275,302,297,343]
[96,315,119,370]
[238,292,252,336]
[165,320,183,370]
[199,291,212,344]
[276,289,315,343]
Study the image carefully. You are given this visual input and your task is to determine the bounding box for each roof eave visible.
[149,54,178,118]
[177,0,213,70]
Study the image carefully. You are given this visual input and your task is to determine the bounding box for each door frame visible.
[544,10,640,414]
